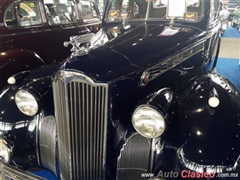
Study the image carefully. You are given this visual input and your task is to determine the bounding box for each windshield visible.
[105,0,203,23]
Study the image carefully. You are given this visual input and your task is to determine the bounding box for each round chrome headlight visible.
[0,139,10,163]
[132,105,166,138]
[15,90,38,116]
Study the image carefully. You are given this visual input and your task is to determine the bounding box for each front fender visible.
[0,48,46,90]
[0,64,58,164]
[116,87,177,178]
[0,63,59,123]
[175,72,240,171]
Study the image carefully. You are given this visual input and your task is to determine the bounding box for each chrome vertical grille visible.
[39,116,57,176]
[52,71,108,180]
[117,133,151,180]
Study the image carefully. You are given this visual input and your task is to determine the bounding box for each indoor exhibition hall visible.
[0,0,240,179]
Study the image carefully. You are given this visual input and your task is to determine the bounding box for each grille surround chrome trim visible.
[52,70,109,180]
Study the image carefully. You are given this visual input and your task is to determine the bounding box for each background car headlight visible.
[132,105,166,138]
[0,139,10,163]
[15,90,38,116]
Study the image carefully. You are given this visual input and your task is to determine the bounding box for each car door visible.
[1,0,52,63]
[0,0,53,89]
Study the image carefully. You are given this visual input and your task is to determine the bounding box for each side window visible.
[4,1,43,28]
[80,0,98,20]
[44,0,78,25]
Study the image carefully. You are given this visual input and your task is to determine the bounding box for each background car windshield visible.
[106,0,203,22]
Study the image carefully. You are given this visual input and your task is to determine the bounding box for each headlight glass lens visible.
[0,139,10,163]
[132,105,166,138]
[15,90,38,116]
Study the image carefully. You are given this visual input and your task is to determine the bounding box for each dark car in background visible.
[0,0,101,91]
[0,0,239,180]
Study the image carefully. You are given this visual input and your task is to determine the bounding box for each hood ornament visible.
[64,33,94,56]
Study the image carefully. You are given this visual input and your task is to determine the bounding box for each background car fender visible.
[0,48,46,90]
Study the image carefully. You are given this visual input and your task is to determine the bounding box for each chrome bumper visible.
[0,162,46,180]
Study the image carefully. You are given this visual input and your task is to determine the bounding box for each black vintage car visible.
[0,0,238,179]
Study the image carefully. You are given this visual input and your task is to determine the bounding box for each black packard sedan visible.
[0,0,239,180]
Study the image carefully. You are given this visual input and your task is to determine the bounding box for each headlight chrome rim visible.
[15,89,39,116]
[132,105,166,138]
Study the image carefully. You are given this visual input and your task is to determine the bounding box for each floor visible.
[219,38,240,59]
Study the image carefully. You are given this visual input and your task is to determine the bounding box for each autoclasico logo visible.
[141,170,239,179]
[181,170,215,178]
[158,170,215,179]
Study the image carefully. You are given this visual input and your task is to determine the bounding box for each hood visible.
[64,24,204,83]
